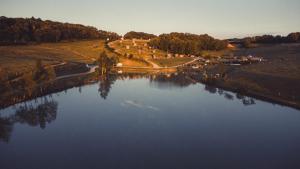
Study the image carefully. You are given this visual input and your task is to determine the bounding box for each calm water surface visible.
[1,76,300,169]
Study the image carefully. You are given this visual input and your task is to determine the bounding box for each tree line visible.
[124,31,157,40]
[241,32,300,48]
[0,16,121,45]
[148,33,228,55]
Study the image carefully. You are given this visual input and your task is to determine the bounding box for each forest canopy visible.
[124,31,157,40]
[0,16,121,44]
[148,33,228,55]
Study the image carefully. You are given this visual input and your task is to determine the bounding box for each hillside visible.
[108,39,194,68]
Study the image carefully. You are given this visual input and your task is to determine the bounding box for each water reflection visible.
[0,97,58,143]
[96,72,257,107]
[98,73,117,99]
[121,100,160,111]
[204,85,256,106]
[0,71,258,109]
[149,73,196,89]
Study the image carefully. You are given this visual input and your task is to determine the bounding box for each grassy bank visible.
[203,43,300,109]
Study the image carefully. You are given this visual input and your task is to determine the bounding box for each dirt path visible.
[56,65,98,80]
[10,61,67,83]
[170,58,201,68]
[145,58,161,68]
[120,58,200,69]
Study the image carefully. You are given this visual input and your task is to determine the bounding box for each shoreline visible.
[1,67,300,111]
[203,80,300,111]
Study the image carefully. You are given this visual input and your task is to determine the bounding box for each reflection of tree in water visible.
[150,73,195,89]
[98,73,117,100]
[204,85,256,106]
[15,98,58,129]
[205,85,217,94]
[0,97,58,143]
[0,118,13,143]
[236,93,256,106]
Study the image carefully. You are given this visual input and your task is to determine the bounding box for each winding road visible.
[56,57,201,79]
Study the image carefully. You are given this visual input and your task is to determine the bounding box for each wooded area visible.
[241,32,300,48]
[148,33,228,55]
[0,16,121,45]
[124,31,157,40]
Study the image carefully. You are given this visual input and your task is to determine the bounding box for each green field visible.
[151,57,193,67]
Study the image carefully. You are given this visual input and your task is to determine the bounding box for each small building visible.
[126,45,130,50]
[192,65,200,69]
[116,63,123,67]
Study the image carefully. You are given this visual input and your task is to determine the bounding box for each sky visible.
[0,0,299,39]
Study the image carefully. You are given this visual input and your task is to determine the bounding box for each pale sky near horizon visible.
[0,0,299,39]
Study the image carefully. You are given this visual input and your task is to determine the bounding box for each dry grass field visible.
[0,40,114,78]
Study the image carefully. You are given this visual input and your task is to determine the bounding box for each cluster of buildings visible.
[219,55,265,65]
[186,54,265,70]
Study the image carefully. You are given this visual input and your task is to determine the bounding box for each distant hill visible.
[0,16,121,45]
[124,31,157,40]
[228,33,300,47]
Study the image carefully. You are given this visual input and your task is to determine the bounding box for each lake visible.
[1,73,300,169]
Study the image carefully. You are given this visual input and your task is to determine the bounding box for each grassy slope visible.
[109,39,193,67]
[0,40,112,76]
[152,58,193,67]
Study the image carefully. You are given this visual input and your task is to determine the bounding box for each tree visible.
[242,38,252,48]
[124,31,157,40]
[98,51,116,75]
[32,59,55,82]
